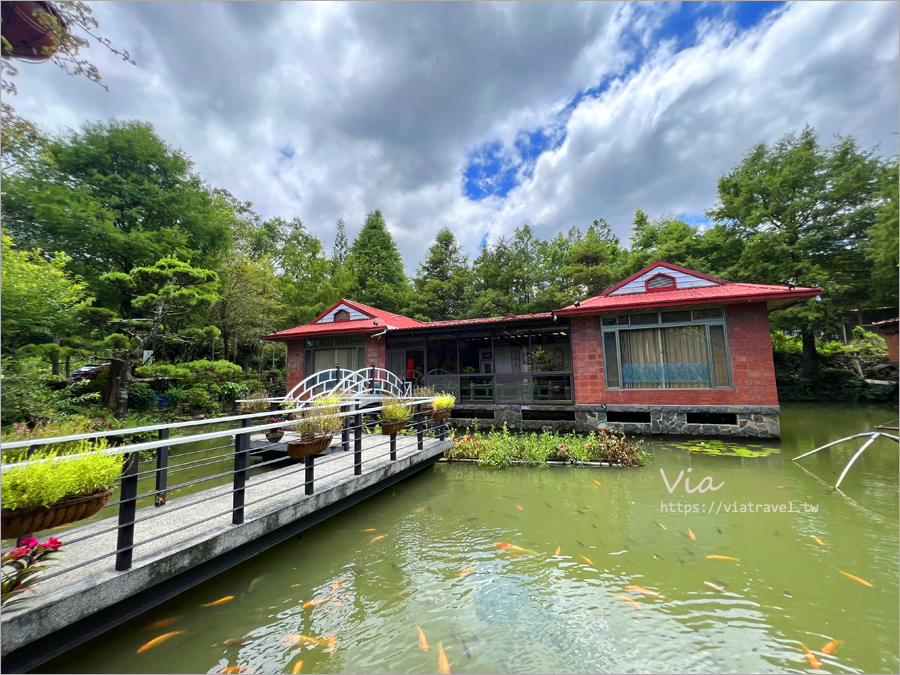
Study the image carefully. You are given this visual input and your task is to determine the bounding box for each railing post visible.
[390,432,397,461]
[369,362,375,394]
[354,404,363,475]
[416,403,423,451]
[341,404,350,452]
[439,413,446,441]
[233,418,251,525]
[305,455,315,495]
[115,452,140,571]
[154,428,169,507]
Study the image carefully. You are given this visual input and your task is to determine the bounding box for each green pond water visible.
[39,403,899,674]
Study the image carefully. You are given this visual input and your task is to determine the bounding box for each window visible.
[602,309,731,389]
[333,309,350,322]
[645,274,676,292]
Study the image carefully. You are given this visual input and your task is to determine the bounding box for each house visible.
[872,318,899,364]
[262,260,821,437]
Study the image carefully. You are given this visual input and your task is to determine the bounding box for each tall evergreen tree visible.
[332,219,349,265]
[563,219,625,300]
[410,228,471,321]
[345,210,410,313]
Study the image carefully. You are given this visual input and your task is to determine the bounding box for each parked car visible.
[71,363,110,382]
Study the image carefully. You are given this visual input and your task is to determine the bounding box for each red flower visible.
[19,537,39,548]
[43,537,62,551]
[8,547,30,561]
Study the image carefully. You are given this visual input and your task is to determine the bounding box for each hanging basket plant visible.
[379,396,411,435]
[285,393,343,459]
[1,1,67,63]
[431,393,456,422]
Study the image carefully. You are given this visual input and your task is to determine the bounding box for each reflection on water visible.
[42,403,899,674]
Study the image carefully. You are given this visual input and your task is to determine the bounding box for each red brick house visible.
[872,318,899,364]
[263,261,820,437]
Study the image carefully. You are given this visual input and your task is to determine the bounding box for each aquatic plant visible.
[666,439,778,458]
[1,536,62,606]
[1,438,122,510]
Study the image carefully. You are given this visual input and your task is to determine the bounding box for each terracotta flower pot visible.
[286,435,332,459]
[1,487,114,539]
[381,421,407,435]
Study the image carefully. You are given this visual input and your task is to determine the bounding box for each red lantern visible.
[1,1,67,63]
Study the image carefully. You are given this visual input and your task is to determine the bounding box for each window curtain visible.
[661,325,710,388]
[708,325,731,387]
[620,328,662,389]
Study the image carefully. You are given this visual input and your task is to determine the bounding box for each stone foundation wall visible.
[448,404,781,437]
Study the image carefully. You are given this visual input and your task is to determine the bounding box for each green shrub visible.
[164,387,189,406]
[433,394,456,413]
[128,383,157,411]
[240,390,270,414]
[185,388,211,409]
[380,396,412,424]
[221,381,250,404]
[1,438,123,510]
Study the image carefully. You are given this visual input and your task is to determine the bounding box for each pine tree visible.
[410,228,471,321]
[333,219,349,265]
[345,210,410,313]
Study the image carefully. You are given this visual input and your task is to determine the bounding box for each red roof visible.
[556,261,821,315]
[261,299,424,340]
[391,312,554,331]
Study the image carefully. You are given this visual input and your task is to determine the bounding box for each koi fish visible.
[594,480,602,486]
[688,529,696,541]
[616,594,642,610]
[328,636,336,658]
[282,634,331,648]
[416,624,429,652]
[840,571,873,587]
[801,643,822,669]
[137,631,184,653]
[624,585,663,598]
[580,555,594,567]
[361,528,376,532]
[459,565,477,577]
[813,536,825,546]
[330,578,346,593]
[292,662,303,674]
[218,668,248,674]
[302,598,332,609]
[224,639,248,647]
[415,507,425,513]
[654,521,668,531]
[555,547,561,556]
[494,542,535,554]
[704,581,728,594]
[202,596,234,607]
[439,642,450,674]
[707,555,740,562]
[144,617,178,631]
[821,640,843,655]
[516,504,524,511]
[371,535,385,543]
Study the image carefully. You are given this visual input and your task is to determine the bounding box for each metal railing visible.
[1,395,449,575]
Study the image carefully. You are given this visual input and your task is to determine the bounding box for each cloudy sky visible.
[12,1,899,271]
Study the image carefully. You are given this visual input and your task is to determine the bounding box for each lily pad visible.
[666,439,779,458]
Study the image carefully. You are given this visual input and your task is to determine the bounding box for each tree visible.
[562,219,625,300]
[332,219,349,265]
[98,257,219,417]
[0,231,92,351]
[466,237,516,317]
[278,219,339,327]
[410,228,471,321]
[707,126,886,376]
[345,210,410,313]
[867,160,899,306]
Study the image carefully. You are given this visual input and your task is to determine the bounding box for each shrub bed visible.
[446,424,649,469]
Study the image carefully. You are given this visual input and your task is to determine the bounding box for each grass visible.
[447,424,650,469]
[1,438,124,511]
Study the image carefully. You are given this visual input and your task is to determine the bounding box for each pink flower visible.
[43,537,62,551]
[8,547,30,561]
[20,537,39,548]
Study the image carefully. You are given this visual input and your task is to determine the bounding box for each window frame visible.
[601,308,732,390]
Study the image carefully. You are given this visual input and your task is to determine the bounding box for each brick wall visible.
[570,302,779,407]
[885,332,899,364]
[365,335,386,370]
[286,340,304,392]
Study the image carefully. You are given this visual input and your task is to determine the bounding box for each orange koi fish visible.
[330,578,346,593]
[416,624,429,652]
[516,504,524,511]
[688,529,697,541]
[821,640,843,655]
[415,507,425,513]
[202,596,234,607]
[144,617,178,631]
[439,642,450,674]
[706,555,740,562]
[580,555,594,567]
[137,631,184,653]
[594,480,602,486]
[371,535,385,543]
[361,528,376,532]
[840,571,873,587]
[704,581,728,594]
[554,546,561,556]
[616,594,642,610]
[655,521,668,531]
[291,662,303,674]
[217,668,248,674]
[813,537,825,546]
[223,639,248,647]
[494,542,535,554]
[459,565,477,577]
[301,598,332,610]
[328,636,336,658]
[624,585,663,598]
[282,634,330,648]
[800,643,821,669]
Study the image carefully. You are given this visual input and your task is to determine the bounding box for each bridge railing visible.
[0,395,450,577]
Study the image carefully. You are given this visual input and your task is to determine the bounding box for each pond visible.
[40,403,899,674]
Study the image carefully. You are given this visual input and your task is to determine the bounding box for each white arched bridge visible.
[283,365,412,403]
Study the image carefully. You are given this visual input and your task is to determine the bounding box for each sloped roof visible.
[556,260,821,315]
[390,312,554,332]
[261,299,424,340]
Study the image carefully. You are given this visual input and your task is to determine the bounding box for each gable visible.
[608,265,718,296]
[315,303,371,324]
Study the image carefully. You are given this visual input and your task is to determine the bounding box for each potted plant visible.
[432,393,456,422]
[264,416,285,443]
[379,396,411,435]
[1,439,123,539]
[286,393,343,459]
[240,389,270,423]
